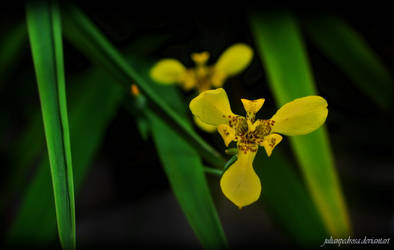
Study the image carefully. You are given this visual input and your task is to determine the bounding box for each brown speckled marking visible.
[233,119,274,154]
[269,137,276,147]
[220,104,274,154]
[238,143,258,154]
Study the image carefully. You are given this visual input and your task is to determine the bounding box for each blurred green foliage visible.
[250,11,351,237]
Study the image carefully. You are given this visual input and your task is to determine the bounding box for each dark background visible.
[1,3,393,249]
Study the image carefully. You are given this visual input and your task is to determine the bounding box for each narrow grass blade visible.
[302,14,394,109]
[127,74,228,248]
[26,2,75,248]
[7,69,124,247]
[61,5,225,168]
[148,111,228,249]
[255,150,326,246]
[250,11,351,237]
[136,82,227,248]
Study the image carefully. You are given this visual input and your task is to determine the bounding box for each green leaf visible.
[126,72,228,248]
[26,2,75,248]
[255,150,326,246]
[147,107,228,249]
[302,14,394,109]
[250,11,351,237]
[5,28,165,248]
[61,5,225,168]
[7,68,124,246]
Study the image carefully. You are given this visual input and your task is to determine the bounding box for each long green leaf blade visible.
[302,14,394,109]
[127,66,228,249]
[61,5,225,168]
[26,2,75,248]
[7,69,124,247]
[255,151,326,246]
[250,11,351,237]
[148,110,228,249]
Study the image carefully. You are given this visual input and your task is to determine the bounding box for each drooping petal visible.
[215,43,253,77]
[193,116,217,133]
[261,133,283,157]
[217,124,236,146]
[189,88,235,126]
[150,59,186,84]
[220,149,261,209]
[271,96,328,136]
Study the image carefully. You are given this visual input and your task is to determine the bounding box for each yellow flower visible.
[150,43,253,133]
[189,88,328,209]
[150,43,253,93]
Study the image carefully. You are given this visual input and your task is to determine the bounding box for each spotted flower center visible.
[224,114,275,154]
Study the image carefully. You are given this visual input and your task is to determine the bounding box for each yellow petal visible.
[150,59,186,84]
[191,52,210,65]
[241,98,265,114]
[179,70,197,90]
[271,96,328,136]
[211,70,226,88]
[193,116,217,133]
[261,133,283,157]
[217,124,235,146]
[189,88,235,126]
[215,43,253,77]
[220,150,261,209]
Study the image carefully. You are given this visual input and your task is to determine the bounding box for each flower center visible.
[227,116,275,154]
[189,52,217,91]
[193,66,215,91]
